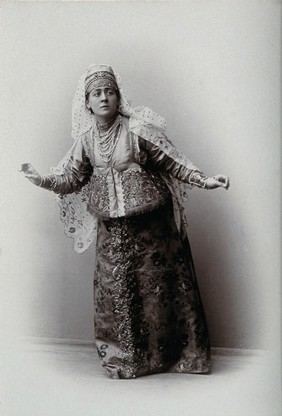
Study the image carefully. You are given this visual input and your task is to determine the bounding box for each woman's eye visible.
[107,90,114,95]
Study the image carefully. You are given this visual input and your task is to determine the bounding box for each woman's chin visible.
[95,112,117,123]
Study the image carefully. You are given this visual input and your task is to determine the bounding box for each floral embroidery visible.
[88,174,110,213]
[93,201,211,379]
[121,170,170,212]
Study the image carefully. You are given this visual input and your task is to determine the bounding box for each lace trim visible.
[54,185,97,253]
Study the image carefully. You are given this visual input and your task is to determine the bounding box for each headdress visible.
[85,64,118,94]
[71,64,132,142]
[53,65,196,253]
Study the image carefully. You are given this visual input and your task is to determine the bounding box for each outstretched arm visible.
[20,137,93,194]
[141,138,230,190]
[189,171,230,190]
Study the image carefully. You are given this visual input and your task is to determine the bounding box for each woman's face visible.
[86,87,119,123]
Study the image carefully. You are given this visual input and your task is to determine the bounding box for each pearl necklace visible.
[93,116,122,163]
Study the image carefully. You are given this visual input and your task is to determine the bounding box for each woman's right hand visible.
[20,163,42,186]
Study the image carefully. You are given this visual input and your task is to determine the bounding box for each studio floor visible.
[1,339,280,416]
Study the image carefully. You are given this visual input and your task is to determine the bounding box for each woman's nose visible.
[100,91,108,101]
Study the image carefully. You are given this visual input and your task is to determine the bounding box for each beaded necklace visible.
[93,115,122,163]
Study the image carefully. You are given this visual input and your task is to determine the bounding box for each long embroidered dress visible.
[42,116,211,378]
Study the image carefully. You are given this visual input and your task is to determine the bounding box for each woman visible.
[21,64,230,379]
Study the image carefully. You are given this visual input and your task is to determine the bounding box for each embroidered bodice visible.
[40,117,207,219]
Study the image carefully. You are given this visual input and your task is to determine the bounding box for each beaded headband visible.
[85,70,118,94]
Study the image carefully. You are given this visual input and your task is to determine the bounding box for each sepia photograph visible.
[0,1,281,415]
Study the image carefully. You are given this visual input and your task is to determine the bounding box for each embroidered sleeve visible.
[139,138,208,188]
[40,137,93,194]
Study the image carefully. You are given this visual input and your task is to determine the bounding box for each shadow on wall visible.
[188,192,262,350]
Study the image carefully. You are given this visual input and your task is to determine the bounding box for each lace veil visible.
[53,65,196,253]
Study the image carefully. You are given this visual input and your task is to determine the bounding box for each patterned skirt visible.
[93,199,211,379]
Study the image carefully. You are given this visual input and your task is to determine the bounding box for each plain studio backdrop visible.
[0,0,280,361]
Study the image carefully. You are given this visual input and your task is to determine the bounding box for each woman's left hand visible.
[205,174,230,190]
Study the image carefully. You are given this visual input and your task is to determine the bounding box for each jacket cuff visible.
[188,170,208,188]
